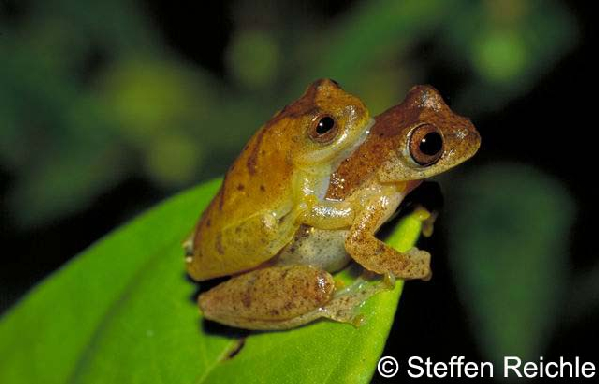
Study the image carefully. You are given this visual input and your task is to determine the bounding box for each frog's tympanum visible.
[186,81,481,330]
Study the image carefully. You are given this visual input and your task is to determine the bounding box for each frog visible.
[185,78,373,280]
[275,85,481,279]
[191,84,481,330]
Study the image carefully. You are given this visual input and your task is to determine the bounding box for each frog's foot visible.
[403,247,432,278]
[318,271,396,327]
[402,247,433,281]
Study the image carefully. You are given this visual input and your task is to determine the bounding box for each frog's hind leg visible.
[198,265,391,330]
[199,265,335,330]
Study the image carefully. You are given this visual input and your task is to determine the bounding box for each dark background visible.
[1,1,596,382]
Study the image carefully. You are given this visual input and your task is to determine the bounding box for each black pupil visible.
[419,132,443,156]
[316,117,335,134]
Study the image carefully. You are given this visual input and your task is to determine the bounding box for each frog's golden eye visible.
[309,115,338,144]
[409,124,444,166]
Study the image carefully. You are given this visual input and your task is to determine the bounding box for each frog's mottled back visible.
[186,79,371,281]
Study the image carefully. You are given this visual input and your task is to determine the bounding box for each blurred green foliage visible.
[447,163,575,363]
[0,0,577,226]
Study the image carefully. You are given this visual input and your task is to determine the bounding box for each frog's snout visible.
[445,117,481,161]
[462,121,482,156]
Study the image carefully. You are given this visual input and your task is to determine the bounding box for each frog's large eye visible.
[409,124,444,166]
[309,115,338,144]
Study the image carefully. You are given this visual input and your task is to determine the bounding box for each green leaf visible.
[0,179,425,384]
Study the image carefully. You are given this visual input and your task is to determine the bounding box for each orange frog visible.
[188,84,481,330]
[185,79,373,280]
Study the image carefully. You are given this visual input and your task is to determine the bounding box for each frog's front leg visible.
[292,169,356,230]
[198,265,387,330]
[345,193,431,280]
[298,195,356,229]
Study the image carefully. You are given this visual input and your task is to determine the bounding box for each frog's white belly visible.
[274,226,351,273]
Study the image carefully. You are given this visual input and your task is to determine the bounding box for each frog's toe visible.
[421,269,433,282]
[381,270,396,290]
[422,210,439,237]
[182,237,194,256]
[350,313,366,327]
